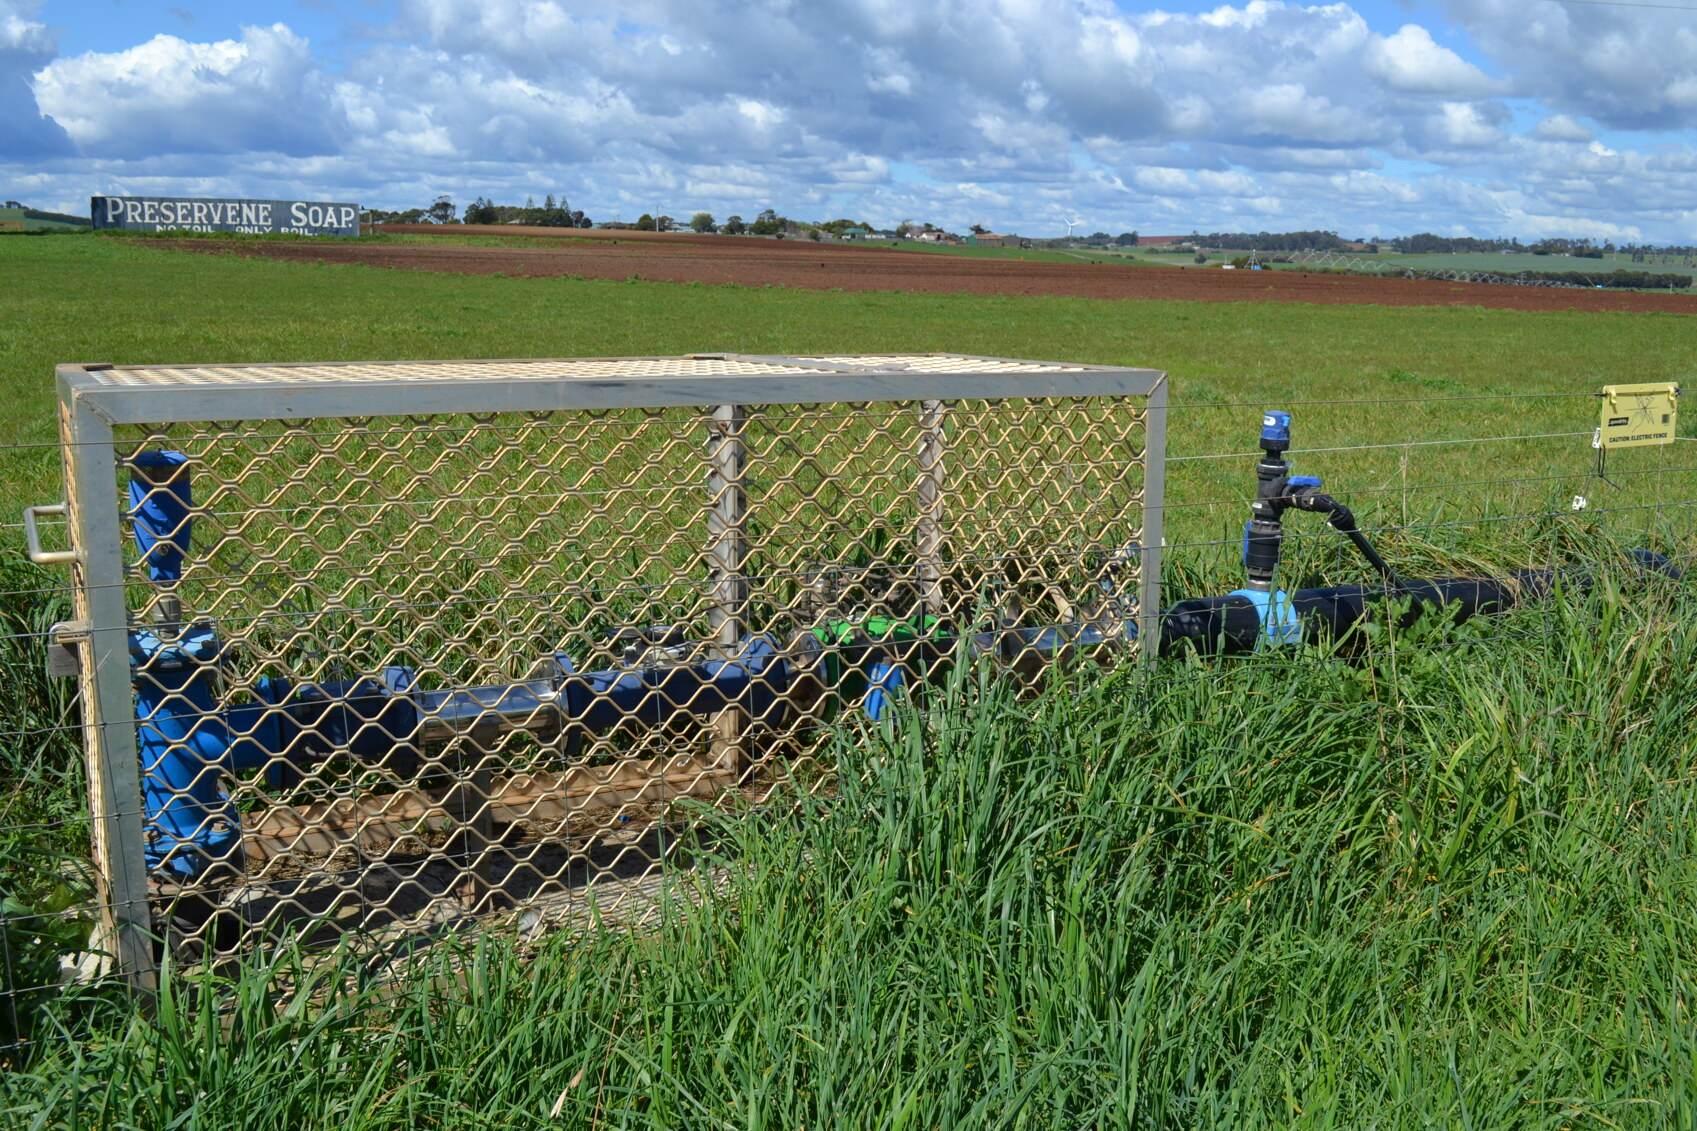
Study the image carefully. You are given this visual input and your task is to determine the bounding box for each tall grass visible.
[5,554,1694,1127]
[0,551,92,1050]
[3,232,1696,1124]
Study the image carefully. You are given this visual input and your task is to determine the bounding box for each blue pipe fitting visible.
[128,450,193,586]
[1228,588,1302,648]
[863,659,905,721]
[132,624,245,880]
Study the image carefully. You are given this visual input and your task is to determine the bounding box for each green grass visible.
[1381,251,1697,279]
[2,235,1697,1124]
[5,235,1695,557]
[6,571,1697,1127]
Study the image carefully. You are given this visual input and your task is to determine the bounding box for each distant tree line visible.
[1391,233,1527,254]
[365,194,591,228]
[1387,233,1691,259]
[1185,230,1349,252]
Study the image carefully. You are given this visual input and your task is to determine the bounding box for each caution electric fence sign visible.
[1598,383,1680,450]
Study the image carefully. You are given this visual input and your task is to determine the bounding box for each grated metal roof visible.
[89,354,1092,388]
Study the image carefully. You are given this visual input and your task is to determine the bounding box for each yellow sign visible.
[1599,383,1680,449]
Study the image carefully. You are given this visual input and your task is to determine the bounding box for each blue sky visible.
[4,0,1696,241]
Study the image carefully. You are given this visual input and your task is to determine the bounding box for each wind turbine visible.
[1060,215,1083,238]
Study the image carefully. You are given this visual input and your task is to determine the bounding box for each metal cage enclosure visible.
[35,354,1167,988]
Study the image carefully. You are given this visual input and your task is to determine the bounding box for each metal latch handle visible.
[22,503,77,565]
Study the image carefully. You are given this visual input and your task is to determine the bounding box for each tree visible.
[690,212,715,233]
[657,215,675,232]
[463,197,499,225]
[1115,231,1138,247]
[722,214,747,235]
[530,194,575,227]
[969,223,989,235]
[637,213,656,231]
[425,195,456,224]
[371,207,428,224]
[750,208,783,236]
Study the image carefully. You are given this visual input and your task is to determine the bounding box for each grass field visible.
[3,234,1697,1126]
[1381,251,1697,279]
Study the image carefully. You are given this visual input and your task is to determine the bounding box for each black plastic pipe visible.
[1157,551,1680,659]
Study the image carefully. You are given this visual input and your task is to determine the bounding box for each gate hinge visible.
[46,620,88,679]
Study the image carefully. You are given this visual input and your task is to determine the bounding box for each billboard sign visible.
[91,195,359,237]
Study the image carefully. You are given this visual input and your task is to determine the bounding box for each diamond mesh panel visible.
[74,366,1154,964]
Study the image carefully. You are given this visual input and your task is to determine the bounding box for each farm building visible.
[839,226,870,240]
[968,232,1013,247]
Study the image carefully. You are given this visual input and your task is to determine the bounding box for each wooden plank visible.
[241,753,739,866]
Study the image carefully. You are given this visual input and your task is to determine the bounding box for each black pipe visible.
[1285,491,1402,587]
[1157,551,1680,659]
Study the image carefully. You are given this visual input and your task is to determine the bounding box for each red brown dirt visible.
[149,227,1697,316]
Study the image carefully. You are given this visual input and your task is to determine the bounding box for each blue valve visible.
[1289,475,1322,490]
[1260,411,1291,448]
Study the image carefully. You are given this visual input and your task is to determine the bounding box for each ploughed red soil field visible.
[149,225,1697,315]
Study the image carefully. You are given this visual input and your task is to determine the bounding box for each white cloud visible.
[1432,101,1505,148]
[32,24,336,157]
[1365,25,1498,97]
[735,99,784,131]
[1,0,1694,243]
[1532,114,1591,143]
[1238,84,1375,145]
[0,0,69,155]
[1135,166,1192,193]
[1196,169,1257,196]
[868,72,912,97]
[1443,0,1697,129]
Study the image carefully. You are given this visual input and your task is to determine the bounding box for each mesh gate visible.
[31,355,1167,987]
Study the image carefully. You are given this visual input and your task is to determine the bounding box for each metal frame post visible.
[707,404,747,765]
[916,400,947,613]
[60,380,158,991]
[1137,378,1167,662]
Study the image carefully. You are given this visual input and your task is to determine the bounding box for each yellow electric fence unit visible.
[1599,383,1680,450]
